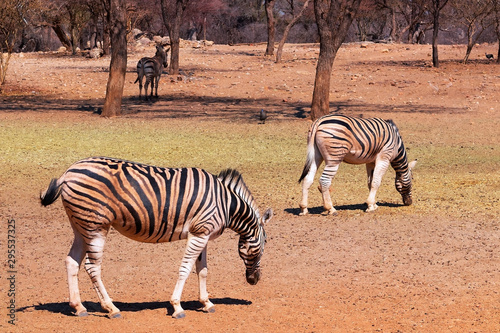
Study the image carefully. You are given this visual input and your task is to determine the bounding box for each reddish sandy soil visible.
[1,42,499,332]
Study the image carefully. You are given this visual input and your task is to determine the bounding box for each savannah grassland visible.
[0,42,499,332]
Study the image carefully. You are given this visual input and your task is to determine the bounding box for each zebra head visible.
[155,45,169,68]
[395,159,417,206]
[238,208,272,285]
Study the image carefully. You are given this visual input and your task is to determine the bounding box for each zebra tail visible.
[40,178,63,206]
[134,76,139,84]
[298,120,320,183]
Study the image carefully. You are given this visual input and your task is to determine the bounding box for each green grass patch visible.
[1,115,498,220]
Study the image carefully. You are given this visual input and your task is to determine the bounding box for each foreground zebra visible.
[135,45,169,100]
[40,157,272,319]
[299,115,417,215]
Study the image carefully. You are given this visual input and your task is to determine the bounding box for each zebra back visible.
[52,157,226,243]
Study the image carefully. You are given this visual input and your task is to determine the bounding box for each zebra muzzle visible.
[246,269,261,285]
[402,195,412,206]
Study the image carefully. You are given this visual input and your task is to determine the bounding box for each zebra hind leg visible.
[318,163,340,215]
[144,79,151,101]
[65,230,89,317]
[299,150,323,216]
[196,248,215,313]
[83,236,121,318]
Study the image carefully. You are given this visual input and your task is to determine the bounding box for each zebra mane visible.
[385,118,401,134]
[217,169,260,218]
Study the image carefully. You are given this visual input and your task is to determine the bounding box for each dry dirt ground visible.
[1,42,499,332]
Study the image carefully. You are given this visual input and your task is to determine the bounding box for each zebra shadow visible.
[18,298,251,317]
[285,202,402,215]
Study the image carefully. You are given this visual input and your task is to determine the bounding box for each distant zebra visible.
[298,115,417,215]
[135,45,169,100]
[40,157,272,319]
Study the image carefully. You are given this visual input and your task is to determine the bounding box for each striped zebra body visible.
[135,45,169,100]
[40,157,272,319]
[298,115,417,215]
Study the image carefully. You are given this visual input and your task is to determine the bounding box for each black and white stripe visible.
[135,45,169,100]
[298,115,417,215]
[40,157,272,319]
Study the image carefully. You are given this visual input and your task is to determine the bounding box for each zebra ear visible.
[408,159,417,170]
[261,208,273,225]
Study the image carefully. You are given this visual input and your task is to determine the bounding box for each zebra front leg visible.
[366,163,375,191]
[171,234,210,319]
[65,230,88,317]
[84,236,121,318]
[319,164,340,215]
[196,248,215,313]
[365,159,390,212]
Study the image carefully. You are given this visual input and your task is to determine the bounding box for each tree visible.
[66,0,91,54]
[101,0,127,117]
[0,0,31,89]
[264,0,276,55]
[310,0,363,120]
[160,0,190,75]
[276,0,311,63]
[494,0,500,62]
[450,0,494,63]
[430,0,449,67]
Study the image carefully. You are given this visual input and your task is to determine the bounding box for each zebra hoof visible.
[322,209,337,216]
[76,311,89,317]
[109,312,122,319]
[172,311,186,319]
[205,306,215,313]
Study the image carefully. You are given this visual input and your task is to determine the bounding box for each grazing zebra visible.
[135,45,169,100]
[40,157,272,319]
[298,115,417,215]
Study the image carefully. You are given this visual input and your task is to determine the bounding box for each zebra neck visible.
[226,197,259,238]
[391,139,409,174]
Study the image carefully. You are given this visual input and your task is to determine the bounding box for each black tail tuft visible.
[40,178,63,206]
[298,158,311,183]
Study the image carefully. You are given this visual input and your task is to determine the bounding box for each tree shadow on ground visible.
[17,297,251,317]
[0,91,466,122]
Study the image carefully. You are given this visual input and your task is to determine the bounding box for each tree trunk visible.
[310,0,362,120]
[390,7,397,41]
[496,0,500,63]
[431,0,449,68]
[161,0,189,75]
[265,0,276,56]
[102,0,127,117]
[311,41,337,120]
[51,22,71,51]
[432,8,439,68]
[276,0,310,63]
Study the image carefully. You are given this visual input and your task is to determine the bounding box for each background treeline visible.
[2,0,500,54]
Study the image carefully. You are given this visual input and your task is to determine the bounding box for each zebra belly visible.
[342,152,377,165]
[111,219,190,243]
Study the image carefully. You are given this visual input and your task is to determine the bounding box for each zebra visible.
[298,115,417,215]
[135,45,169,100]
[40,157,272,319]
